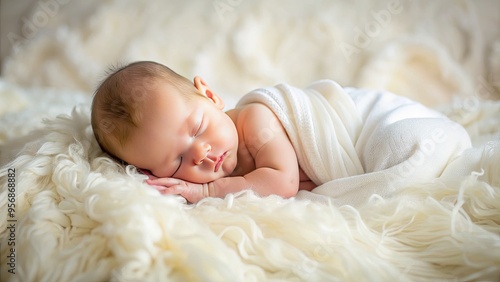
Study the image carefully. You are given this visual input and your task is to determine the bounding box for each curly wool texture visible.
[0,105,499,281]
[1,0,500,280]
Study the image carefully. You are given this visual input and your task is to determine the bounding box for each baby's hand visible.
[145,176,208,203]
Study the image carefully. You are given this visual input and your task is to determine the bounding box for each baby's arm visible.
[209,125,301,199]
[211,103,302,198]
[147,103,301,203]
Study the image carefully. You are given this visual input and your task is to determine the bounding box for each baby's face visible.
[119,81,239,183]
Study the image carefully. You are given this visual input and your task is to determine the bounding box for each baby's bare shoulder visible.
[236,103,280,132]
[238,103,275,122]
[235,103,287,151]
[240,102,273,114]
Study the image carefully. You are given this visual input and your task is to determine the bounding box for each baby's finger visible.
[139,169,158,180]
[148,184,184,195]
[163,185,185,195]
[149,184,167,193]
[147,178,181,187]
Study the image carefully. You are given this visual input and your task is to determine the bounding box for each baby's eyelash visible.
[172,157,182,177]
[194,121,202,137]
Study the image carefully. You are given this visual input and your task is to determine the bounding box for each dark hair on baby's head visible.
[91,61,194,159]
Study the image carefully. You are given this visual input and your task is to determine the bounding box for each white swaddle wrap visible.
[237,80,471,206]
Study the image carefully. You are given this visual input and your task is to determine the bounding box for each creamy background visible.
[1,0,499,110]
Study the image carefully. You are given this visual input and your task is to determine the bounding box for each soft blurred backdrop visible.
[1,0,499,107]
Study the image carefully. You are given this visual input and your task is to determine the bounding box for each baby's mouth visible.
[214,152,227,172]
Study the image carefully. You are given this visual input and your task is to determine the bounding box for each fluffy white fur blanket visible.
[0,101,499,281]
[1,0,500,281]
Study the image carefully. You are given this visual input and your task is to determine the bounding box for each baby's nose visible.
[193,142,211,165]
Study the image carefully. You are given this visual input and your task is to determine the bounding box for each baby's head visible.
[91,61,239,183]
[91,61,195,159]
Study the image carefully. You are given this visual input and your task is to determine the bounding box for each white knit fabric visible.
[237,80,472,206]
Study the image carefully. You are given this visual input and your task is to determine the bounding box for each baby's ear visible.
[194,76,225,110]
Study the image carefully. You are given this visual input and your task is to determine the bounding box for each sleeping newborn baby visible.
[91,61,471,205]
